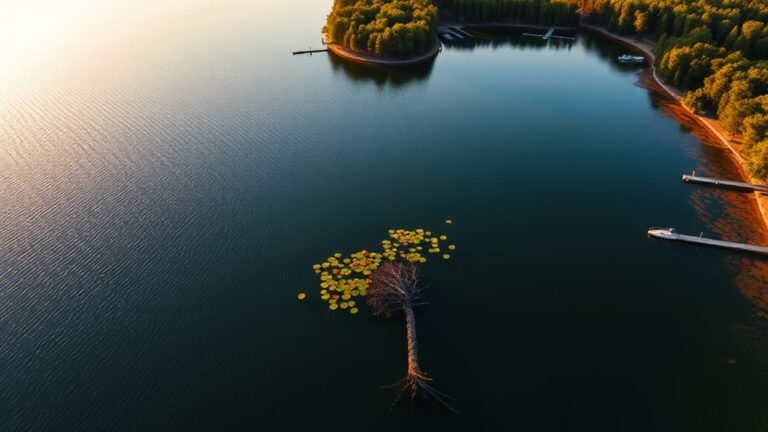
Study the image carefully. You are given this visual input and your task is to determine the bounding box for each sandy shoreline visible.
[580,23,768,233]
[326,41,441,66]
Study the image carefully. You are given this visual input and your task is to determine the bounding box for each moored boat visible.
[618,54,644,63]
[647,227,677,239]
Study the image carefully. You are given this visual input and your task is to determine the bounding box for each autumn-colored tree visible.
[634,11,648,38]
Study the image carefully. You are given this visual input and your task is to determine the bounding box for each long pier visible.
[648,228,768,256]
[682,174,768,193]
[522,28,576,41]
[292,48,329,55]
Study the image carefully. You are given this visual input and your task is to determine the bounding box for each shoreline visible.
[326,41,441,66]
[580,22,768,233]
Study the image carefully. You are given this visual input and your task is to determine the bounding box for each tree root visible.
[383,371,459,414]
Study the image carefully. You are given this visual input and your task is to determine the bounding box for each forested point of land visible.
[323,0,439,57]
[324,0,768,178]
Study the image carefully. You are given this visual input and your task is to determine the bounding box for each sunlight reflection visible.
[0,1,96,84]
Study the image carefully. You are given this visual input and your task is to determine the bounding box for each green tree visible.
[745,140,768,179]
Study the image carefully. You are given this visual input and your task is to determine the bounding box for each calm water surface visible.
[1,1,767,430]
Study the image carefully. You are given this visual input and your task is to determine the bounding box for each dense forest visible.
[323,0,439,57]
[586,0,768,178]
[438,0,578,26]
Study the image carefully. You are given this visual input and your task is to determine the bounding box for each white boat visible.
[647,227,677,239]
[618,54,644,63]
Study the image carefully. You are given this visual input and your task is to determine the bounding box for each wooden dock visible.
[292,48,329,55]
[648,228,768,256]
[522,28,576,41]
[450,26,473,38]
[445,28,464,39]
[439,26,469,41]
[682,174,768,193]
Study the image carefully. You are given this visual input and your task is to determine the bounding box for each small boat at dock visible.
[618,54,644,63]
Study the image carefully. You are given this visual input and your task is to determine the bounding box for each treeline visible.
[439,0,579,26]
[587,0,768,178]
[323,0,438,57]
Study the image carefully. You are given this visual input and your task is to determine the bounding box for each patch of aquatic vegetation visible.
[297,221,455,314]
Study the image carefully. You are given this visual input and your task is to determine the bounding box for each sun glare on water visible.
[0,1,95,86]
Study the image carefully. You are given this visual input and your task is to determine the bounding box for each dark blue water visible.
[0,1,766,430]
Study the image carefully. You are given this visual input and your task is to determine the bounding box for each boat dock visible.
[450,26,473,38]
[522,28,576,41]
[439,26,466,40]
[648,228,768,256]
[292,48,329,55]
[682,173,768,193]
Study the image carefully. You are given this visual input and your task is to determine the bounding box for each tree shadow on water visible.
[326,53,435,88]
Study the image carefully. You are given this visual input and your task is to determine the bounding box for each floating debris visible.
[297,293,307,300]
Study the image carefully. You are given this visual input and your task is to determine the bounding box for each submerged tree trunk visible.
[404,303,421,392]
[367,261,456,412]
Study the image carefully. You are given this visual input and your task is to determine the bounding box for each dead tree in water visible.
[367,261,456,413]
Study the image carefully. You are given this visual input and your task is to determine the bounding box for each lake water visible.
[1,1,767,430]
